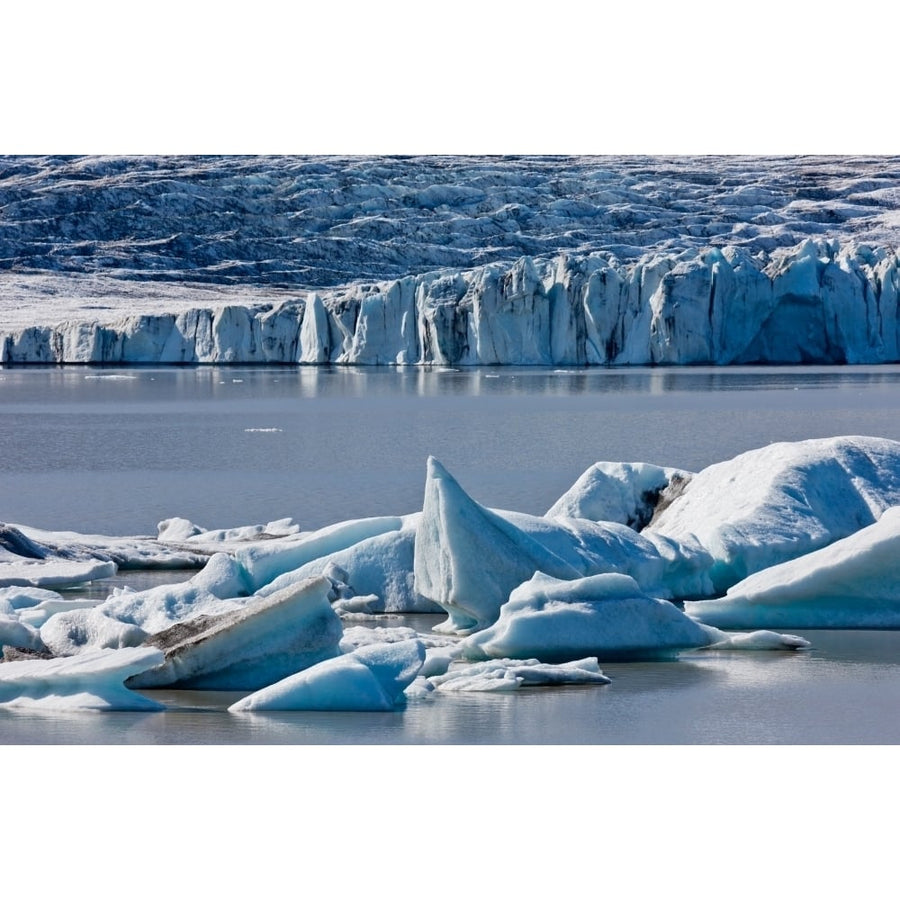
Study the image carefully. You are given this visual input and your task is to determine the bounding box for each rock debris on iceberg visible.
[8,434,900,710]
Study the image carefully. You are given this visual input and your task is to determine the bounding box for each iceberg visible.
[126,576,343,690]
[256,515,439,613]
[0,647,165,711]
[686,506,900,629]
[0,524,117,587]
[414,457,712,633]
[229,639,425,712]
[460,572,718,662]
[647,436,900,593]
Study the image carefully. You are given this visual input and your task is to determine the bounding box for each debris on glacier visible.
[228,639,425,712]
[0,647,166,711]
[126,576,344,691]
[686,506,900,629]
[646,436,900,594]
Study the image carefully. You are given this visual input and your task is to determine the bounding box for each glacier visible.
[2,155,900,367]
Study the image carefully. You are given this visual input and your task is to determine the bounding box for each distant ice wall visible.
[3,240,899,366]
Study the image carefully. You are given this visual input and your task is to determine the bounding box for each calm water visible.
[3,364,900,744]
[4,364,900,535]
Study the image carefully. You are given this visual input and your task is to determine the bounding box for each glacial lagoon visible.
[3,364,900,744]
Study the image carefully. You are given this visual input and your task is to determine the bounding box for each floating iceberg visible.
[229,639,425,712]
[127,576,343,690]
[0,524,117,587]
[256,515,439,613]
[647,436,900,593]
[686,506,900,629]
[414,457,712,633]
[0,647,165,711]
[460,572,718,662]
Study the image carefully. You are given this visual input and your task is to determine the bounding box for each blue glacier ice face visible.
[2,155,900,367]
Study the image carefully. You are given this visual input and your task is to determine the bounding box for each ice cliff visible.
[2,155,900,366]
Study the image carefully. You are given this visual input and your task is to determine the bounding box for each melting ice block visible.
[0,646,165,711]
[127,576,343,690]
[229,639,426,712]
[460,572,716,662]
[686,506,900,629]
[647,436,900,593]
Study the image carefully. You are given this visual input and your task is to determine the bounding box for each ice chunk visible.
[702,630,810,650]
[547,461,692,529]
[648,436,900,593]
[414,457,581,633]
[461,572,717,662]
[686,506,900,629]
[257,514,438,612]
[0,523,118,588]
[229,639,426,712]
[127,576,343,690]
[428,657,611,691]
[235,516,407,591]
[13,523,209,569]
[0,647,165,711]
[414,457,711,633]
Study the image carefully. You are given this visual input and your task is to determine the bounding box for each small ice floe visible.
[229,639,426,712]
[83,374,138,380]
[243,428,283,433]
[426,657,611,692]
[0,647,165,711]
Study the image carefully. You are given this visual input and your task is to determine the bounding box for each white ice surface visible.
[0,647,165,711]
[425,657,611,692]
[546,461,692,528]
[229,639,426,712]
[647,436,900,593]
[40,609,149,657]
[686,506,900,629]
[460,572,716,663]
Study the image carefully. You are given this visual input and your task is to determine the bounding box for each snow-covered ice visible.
[229,639,425,712]
[686,506,900,629]
[0,647,165,711]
